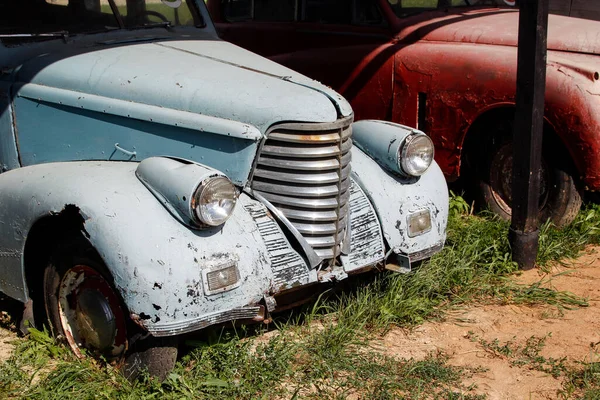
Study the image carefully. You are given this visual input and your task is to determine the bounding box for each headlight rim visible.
[191,175,239,227]
[398,132,435,177]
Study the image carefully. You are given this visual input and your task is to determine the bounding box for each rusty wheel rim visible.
[58,265,127,359]
[489,144,550,216]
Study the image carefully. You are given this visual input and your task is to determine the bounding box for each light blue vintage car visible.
[0,0,448,378]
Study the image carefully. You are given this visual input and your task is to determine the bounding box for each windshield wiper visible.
[133,22,174,31]
[0,31,69,39]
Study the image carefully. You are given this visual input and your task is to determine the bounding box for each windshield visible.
[0,0,204,41]
[387,0,515,17]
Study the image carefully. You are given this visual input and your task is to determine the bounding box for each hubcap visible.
[489,144,549,215]
[58,265,127,359]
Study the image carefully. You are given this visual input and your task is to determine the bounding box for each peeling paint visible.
[0,0,450,342]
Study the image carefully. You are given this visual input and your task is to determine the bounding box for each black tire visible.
[478,141,582,227]
[123,338,178,381]
[42,234,177,380]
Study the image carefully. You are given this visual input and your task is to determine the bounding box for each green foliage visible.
[472,333,568,378]
[561,361,600,399]
[537,204,600,268]
[448,191,471,218]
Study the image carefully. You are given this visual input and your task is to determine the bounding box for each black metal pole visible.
[509,0,549,270]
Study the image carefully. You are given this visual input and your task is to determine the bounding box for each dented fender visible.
[0,161,313,336]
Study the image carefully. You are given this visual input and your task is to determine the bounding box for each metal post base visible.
[509,228,539,270]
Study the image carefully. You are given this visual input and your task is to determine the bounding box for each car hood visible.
[400,8,600,55]
[13,38,352,132]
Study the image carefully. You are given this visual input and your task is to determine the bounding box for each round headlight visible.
[193,176,238,226]
[399,133,434,177]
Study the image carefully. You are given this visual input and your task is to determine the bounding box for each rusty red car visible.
[207,0,600,226]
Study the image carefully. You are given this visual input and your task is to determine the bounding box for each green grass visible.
[319,197,596,335]
[469,332,569,378]
[562,360,600,399]
[2,196,600,398]
[1,326,484,399]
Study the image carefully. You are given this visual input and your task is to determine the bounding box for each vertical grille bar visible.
[251,119,352,263]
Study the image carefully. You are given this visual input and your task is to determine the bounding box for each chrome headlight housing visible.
[192,176,239,226]
[399,133,434,177]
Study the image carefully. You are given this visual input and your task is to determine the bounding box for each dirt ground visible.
[1,248,600,398]
[0,321,13,365]
[379,247,600,399]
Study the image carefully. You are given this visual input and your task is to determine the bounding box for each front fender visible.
[0,161,314,336]
[351,146,448,259]
[351,119,426,176]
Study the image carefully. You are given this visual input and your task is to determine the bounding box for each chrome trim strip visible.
[275,206,340,222]
[293,221,338,235]
[314,248,335,258]
[269,131,342,143]
[305,236,337,247]
[408,242,444,262]
[253,168,341,184]
[277,203,349,222]
[272,117,354,131]
[255,191,340,209]
[149,306,262,337]
[261,143,342,158]
[257,156,340,171]
[251,180,341,197]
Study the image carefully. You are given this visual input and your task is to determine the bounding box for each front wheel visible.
[43,236,177,380]
[479,142,582,227]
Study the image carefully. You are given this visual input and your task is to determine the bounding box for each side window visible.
[254,0,296,21]
[222,0,296,22]
[222,0,253,21]
[301,0,352,24]
[354,0,385,25]
[389,0,438,7]
[387,0,438,16]
[220,0,381,25]
[300,0,384,25]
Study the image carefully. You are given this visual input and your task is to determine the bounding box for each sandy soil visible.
[378,247,600,399]
[0,309,16,364]
[1,248,599,398]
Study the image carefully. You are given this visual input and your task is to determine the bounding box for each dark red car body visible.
[208,0,600,199]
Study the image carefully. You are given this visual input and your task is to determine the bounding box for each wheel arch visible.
[22,205,125,325]
[460,104,577,176]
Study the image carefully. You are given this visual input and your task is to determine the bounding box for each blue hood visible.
[14,38,352,133]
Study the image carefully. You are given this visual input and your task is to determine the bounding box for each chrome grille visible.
[252,120,352,261]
